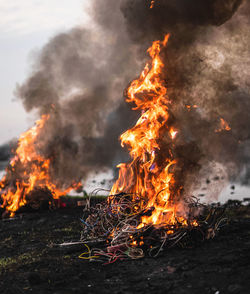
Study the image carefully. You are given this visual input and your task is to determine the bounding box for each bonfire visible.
[0,115,81,217]
[79,35,226,263]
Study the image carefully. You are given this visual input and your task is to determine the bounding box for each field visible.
[0,200,250,294]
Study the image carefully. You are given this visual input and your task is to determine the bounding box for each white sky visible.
[0,0,90,145]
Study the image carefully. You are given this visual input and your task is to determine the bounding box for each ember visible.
[0,115,81,217]
[215,118,231,133]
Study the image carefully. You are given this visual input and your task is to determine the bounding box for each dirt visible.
[0,201,250,294]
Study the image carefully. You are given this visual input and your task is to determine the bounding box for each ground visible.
[0,200,250,294]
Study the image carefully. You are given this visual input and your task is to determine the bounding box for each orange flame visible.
[0,115,81,216]
[170,128,178,140]
[150,1,155,9]
[111,35,189,227]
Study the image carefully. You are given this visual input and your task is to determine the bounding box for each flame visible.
[150,1,155,9]
[0,115,81,216]
[215,118,231,133]
[170,128,178,140]
[111,35,190,227]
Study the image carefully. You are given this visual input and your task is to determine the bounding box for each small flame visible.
[170,128,178,140]
[0,115,81,216]
[150,1,155,9]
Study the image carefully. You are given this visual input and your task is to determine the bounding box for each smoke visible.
[121,0,250,198]
[15,0,250,198]
[15,0,141,185]
[0,142,14,167]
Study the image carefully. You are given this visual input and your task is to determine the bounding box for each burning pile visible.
[80,35,226,263]
[80,192,225,263]
[0,115,81,217]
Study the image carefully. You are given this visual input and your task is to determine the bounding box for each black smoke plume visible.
[14,0,250,198]
[15,0,141,186]
[121,0,249,199]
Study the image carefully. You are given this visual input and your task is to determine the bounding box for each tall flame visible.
[0,115,81,216]
[111,35,186,227]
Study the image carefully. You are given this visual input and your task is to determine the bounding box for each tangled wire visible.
[79,190,227,264]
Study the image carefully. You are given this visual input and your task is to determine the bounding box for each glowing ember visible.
[185,104,198,111]
[215,118,231,133]
[0,115,81,217]
[110,35,190,228]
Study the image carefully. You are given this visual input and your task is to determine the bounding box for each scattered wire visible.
[79,243,100,260]
[79,192,226,264]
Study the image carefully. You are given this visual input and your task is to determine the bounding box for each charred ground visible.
[0,200,249,294]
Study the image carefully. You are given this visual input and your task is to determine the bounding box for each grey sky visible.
[0,0,90,145]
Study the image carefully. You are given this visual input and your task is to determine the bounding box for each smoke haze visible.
[120,0,250,198]
[13,0,250,198]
